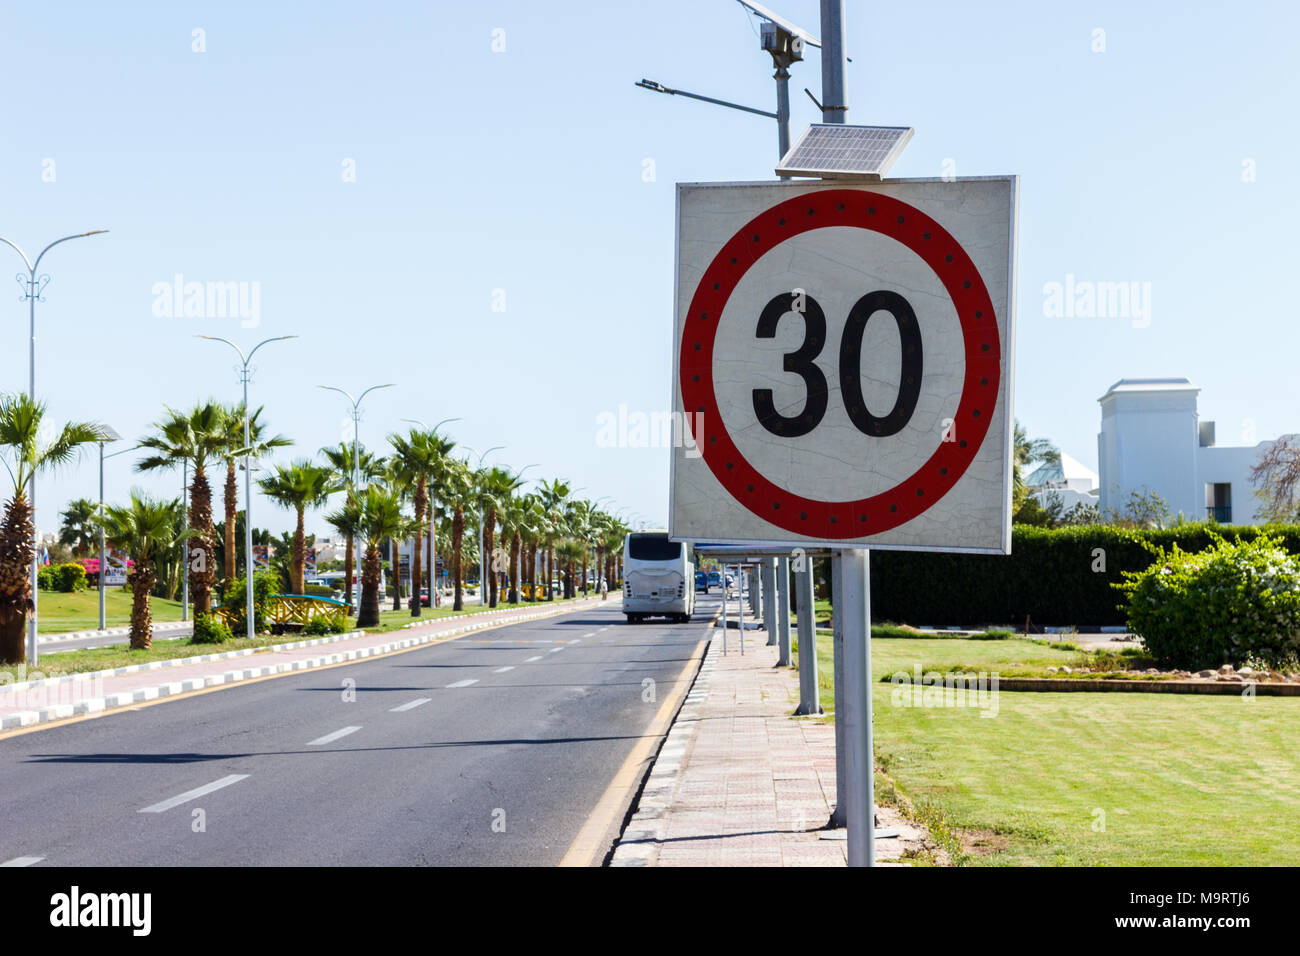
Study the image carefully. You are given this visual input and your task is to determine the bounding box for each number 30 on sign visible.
[669,178,1018,554]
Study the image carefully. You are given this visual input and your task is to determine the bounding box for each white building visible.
[1097,378,1276,525]
[1026,451,1100,512]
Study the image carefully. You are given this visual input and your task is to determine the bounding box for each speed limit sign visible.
[670,177,1017,554]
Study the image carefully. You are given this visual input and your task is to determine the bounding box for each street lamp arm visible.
[635,79,778,119]
[0,237,34,272]
[31,230,109,272]
[246,334,298,365]
[318,385,358,408]
[357,383,396,406]
[195,334,247,366]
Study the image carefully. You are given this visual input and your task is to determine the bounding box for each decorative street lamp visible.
[198,335,297,637]
[1,229,109,664]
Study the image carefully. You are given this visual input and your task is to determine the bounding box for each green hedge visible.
[868,523,1300,627]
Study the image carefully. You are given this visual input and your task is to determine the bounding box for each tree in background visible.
[259,460,335,594]
[0,395,104,664]
[136,402,228,615]
[321,441,385,613]
[1251,434,1300,522]
[217,403,291,590]
[537,479,573,601]
[58,497,99,558]
[353,485,408,628]
[101,493,188,650]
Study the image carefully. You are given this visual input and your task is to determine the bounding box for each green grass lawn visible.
[803,631,1300,866]
[36,589,184,635]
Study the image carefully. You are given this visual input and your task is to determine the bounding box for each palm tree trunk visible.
[510,532,521,604]
[485,507,498,608]
[410,479,425,617]
[547,539,555,601]
[189,463,216,615]
[224,461,238,592]
[343,533,355,615]
[391,537,401,611]
[292,508,306,595]
[452,507,465,612]
[130,561,155,650]
[0,494,34,665]
[357,543,382,627]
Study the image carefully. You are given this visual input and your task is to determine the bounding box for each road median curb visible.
[1,598,601,731]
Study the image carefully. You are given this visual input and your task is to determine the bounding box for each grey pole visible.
[794,562,820,715]
[776,556,793,665]
[763,558,778,647]
[738,565,745,655]
[840,547,874,866]
[775,65,792,165]
[98,442,106,631]
[830,550,846,827]
[819,0,848,124]
[182,459,189,622]
[721,564,728,656]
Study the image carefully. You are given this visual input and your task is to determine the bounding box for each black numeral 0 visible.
[751,289,923,439]
[839,290,923,438]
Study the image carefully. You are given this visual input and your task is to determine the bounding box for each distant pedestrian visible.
[600,577,608,601]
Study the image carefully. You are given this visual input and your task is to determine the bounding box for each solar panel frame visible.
[776,124,915,180]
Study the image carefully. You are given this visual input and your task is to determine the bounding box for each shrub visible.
[302,616,346,636]
[868,522,1300,627]
[304,584,334,598]
[37,565,57,591]
[50,562,88,593]
[219,571,277,636]
[191,613,235,644]
[1116,535,1300,670]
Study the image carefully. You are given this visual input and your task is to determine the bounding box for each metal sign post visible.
[794,560,820,715]
[839,547,874,866]
[776,555,792,665]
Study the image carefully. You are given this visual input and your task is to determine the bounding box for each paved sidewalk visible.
[1,597,601,731]
[611,604,929,867]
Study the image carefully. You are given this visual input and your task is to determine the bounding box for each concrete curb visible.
[1,599,600,731]
[609,629,720,868]
[37,621,192,645]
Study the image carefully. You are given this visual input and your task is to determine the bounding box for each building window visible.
[1205,482,1232,523]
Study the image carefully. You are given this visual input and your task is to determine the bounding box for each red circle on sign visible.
[679,188,1001,539]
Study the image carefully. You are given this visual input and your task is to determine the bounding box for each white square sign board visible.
[670,177,1017,554]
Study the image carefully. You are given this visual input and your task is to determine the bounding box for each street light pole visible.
[320,384,395,615]
[199,335,297,638]
[1,229,109,664]
[96,427,126,630]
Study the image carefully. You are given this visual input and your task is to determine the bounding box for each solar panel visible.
[776,124,914,180]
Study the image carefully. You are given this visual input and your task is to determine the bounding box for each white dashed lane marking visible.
[308,727,362,747]
[0,856,43,867]
[549,647,564,654]
[447,679,479,688]
[494,666,515,673]
[390,698,431,712]
[525,656,543,662]
[139,774,250,813]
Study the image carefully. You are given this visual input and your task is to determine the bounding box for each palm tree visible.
[258,460,336,594]
[101,493,187,650]
[437,459,474,611]
[217,404,291,590]
[1013,420,1061,510]
[389,429,451,617]
[350,484,408,628]
[556,539,585,598]
[58,497,99,558]
[475,465,526,608]
[566,499,596,595]
[321,442,385,612]
[498,490,541,604]
[136,402,228,616]
[0,395,106,663]
[536,479,572,601]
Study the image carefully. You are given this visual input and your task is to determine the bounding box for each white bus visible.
[622,531,695,624]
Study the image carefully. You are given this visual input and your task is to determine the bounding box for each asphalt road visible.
[0,595,717,866]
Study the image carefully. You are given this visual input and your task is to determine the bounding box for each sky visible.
[2,0,1297,539]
